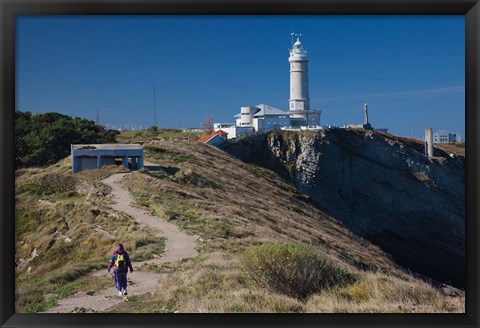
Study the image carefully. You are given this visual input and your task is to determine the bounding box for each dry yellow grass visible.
[435,143,465,156]
[305,272,464,313]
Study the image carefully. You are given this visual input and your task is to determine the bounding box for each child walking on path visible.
[107,243,134,296]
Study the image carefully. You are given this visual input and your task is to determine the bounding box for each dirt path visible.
[44,171,198,313]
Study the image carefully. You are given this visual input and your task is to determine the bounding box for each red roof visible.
[213,130,228,135]
[198,135,214,143]
[198,130,229,143]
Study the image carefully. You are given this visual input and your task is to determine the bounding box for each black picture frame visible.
[1,1,478,327]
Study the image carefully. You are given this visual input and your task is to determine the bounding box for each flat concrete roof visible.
[72,144,142,150]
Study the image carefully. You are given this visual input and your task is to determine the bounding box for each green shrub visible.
[240,243,355,300]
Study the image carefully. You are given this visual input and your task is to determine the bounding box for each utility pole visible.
[153,84,157,127]
[96,109,99,125]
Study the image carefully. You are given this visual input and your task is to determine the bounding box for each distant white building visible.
[433,130,461,143]
[213,122,253,139]
[215,34,322,139]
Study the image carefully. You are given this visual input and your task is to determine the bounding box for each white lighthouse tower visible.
[288,34,320,126]
[289,34,310,112]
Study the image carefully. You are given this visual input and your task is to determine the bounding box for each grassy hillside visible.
[15,162,165,312]
[14,129,464,313]
[110,131,463,313]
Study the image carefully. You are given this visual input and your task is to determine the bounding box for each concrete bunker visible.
[71,144,144,173]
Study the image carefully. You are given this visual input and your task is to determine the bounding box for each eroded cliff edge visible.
[223,129,465,288]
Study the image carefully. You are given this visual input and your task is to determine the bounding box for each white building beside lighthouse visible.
[214,34,322,139]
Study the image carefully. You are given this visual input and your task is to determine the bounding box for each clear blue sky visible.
[16,15,465,138]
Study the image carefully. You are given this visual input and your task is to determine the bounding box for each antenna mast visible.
[153,84,157,127]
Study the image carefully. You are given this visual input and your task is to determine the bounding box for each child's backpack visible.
[115,254,126,269]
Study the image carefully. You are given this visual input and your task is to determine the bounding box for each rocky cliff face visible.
[224,129,465,287]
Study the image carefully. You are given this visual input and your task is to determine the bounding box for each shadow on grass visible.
[144,165,162,172]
